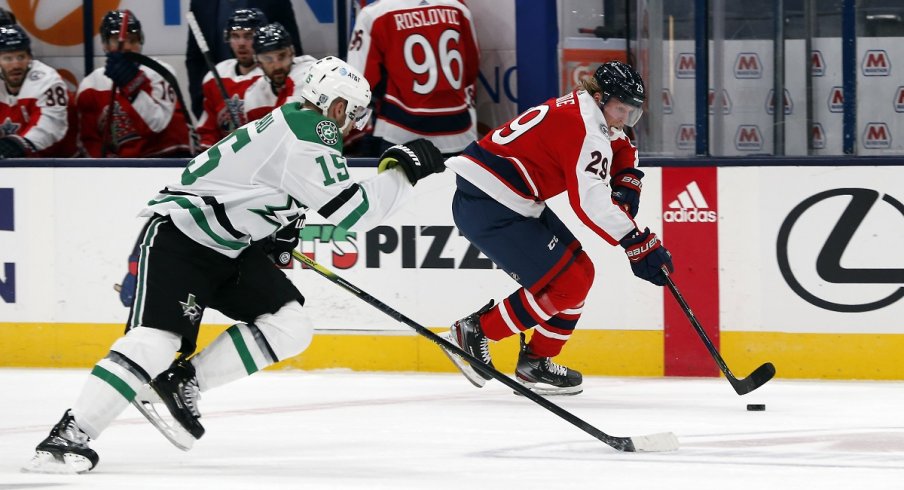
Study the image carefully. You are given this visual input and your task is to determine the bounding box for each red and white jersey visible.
[446,90,640,245]
[347,0,479,153]
[243,56,316,122]
[196,59,262,148]
[77,59,190,157]
[0,60,71,154]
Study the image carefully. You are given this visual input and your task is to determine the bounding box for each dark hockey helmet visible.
[0,8,17,27]
[0,24,30,53]
[593,61,645,126]
[100,10,144,45]
[253,22,292,54]
[224,8,268,42]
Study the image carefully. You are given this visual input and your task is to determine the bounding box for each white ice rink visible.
[2,368,902,489]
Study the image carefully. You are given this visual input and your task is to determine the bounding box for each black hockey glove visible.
[611,168,644,218]
[261,215,305,269]
[377,138,445,185]
[105,52,149,101]
[620,227,673,286]
[0,135,28,159]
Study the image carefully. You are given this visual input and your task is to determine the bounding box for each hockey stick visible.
[661,267,775,395]
[101,11,130,157]
[185,11,242,130]
[292,250,678,452]
[121,52,199,155]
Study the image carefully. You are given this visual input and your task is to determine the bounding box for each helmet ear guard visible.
[299,56,372,131]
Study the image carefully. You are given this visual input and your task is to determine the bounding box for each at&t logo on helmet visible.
[663,181,717,223]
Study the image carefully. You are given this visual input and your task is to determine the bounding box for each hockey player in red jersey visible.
[347,0,480,154]
[0,25,77,158]
[196,8,267,150]
[77,10,191,157]
[242,22,316,122]
[441,61,674,395]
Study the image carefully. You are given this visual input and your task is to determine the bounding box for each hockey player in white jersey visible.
[25,56,445,474]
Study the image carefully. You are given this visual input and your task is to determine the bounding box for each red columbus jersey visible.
[446,90,640,244]
[0,60,75,156]
[77,60,190,157]
[243,56,316,123]
[347,0,479,153]
[196,59,262,148]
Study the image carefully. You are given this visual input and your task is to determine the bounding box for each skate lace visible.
[545,359,569,377]
[62,418,90,445]
[478,337,491,364]
[182,378,201,417]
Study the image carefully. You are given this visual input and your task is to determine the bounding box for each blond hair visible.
[580,75,602,96]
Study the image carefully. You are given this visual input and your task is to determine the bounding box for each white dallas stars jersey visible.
[0,59,69,152]
[243,55,316,122]
[143,103,412,257]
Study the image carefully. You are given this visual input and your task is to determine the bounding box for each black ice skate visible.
[132,359,203,450]
[515,333,583,396]
[24,409,99,474]
[440,300,496,388]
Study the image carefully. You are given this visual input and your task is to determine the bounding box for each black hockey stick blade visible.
[293,250,678,453]
[727,361,776,395]
[662,267,775,396]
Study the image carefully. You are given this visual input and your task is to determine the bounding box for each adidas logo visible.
[663,181,718,223]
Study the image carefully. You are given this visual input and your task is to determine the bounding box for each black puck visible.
[746,404,766,411]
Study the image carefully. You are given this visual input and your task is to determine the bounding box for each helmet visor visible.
[602,98,644,128]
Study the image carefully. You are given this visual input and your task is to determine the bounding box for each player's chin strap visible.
[121,51,199,155]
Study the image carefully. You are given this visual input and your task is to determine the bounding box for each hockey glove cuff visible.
[611,168,644,218]
[265,215,305,269]
[620,227,673,286]
[378,138,445,185]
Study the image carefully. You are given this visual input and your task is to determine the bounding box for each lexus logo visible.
[776,188,904,312]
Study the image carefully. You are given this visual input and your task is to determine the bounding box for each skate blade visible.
[514,379,583,396]
[22,451,93,474]
[438,332,488,388]
[131,384,196,451]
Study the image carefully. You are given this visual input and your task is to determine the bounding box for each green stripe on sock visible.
[227,325,259,375]
[91,365,137,401]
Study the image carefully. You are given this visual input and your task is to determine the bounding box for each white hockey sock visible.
[72,327,180,439]
[193,301,312,392]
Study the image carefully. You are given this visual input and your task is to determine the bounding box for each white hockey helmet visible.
[300,56,372,131]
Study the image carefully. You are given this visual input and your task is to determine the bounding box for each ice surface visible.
[2,368,902,489]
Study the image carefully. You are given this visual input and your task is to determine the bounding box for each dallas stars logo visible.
[315,120,339,146]
[180,293,202,323]
[249,195,306,227]
[0,117,21,136]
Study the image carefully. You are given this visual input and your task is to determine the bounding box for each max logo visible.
[863,123,891,149]
[734,53,762,79]
[828,86,844,113]
[811,50,825,76]
[676,53,695,78]
[861,50,890,76]
[811,123,826,149]
[777,188,904,312]
[661,89,673,114]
